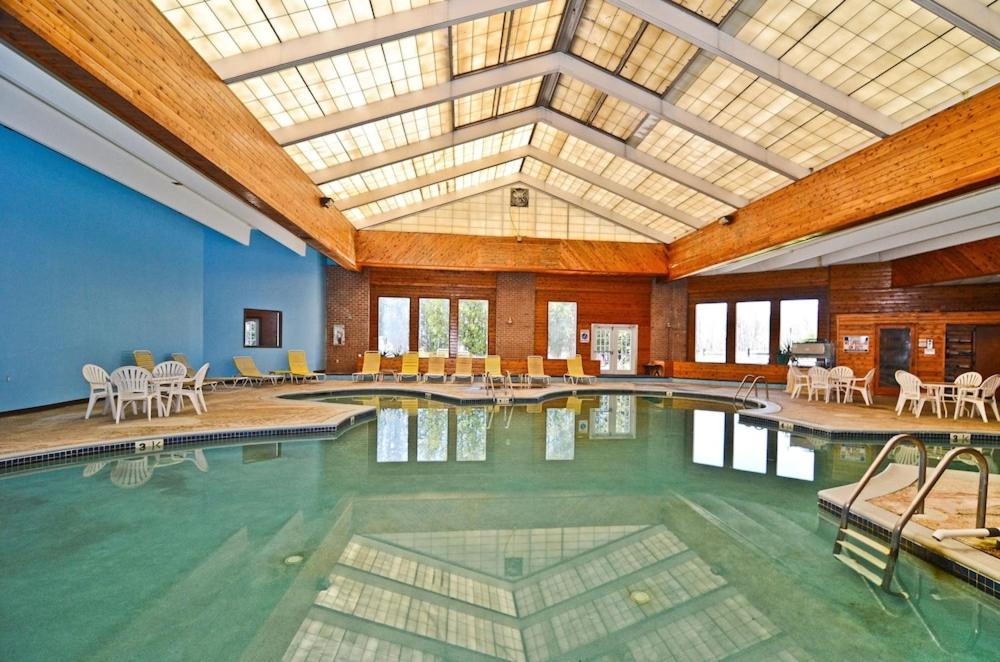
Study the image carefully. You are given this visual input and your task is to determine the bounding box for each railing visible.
[882,446,990,589]
[734,374,769,408]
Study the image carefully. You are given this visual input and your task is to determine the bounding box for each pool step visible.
[833,527,893,589]
[839,527,890,555]
[833,552,884,586]
[837,540,887,570]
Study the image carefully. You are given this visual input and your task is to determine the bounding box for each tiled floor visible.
[3,378,998,460]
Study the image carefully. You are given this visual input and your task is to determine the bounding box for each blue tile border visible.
[0,409,377,475]
[818,498,1000,601]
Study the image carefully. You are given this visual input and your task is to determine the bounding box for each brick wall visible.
[325,266,370,373]
[650,279,688,362]
[495,272,535,357]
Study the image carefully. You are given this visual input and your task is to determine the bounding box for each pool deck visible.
[3,377,999,460]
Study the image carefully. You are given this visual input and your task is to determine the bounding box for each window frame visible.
[417,297,451,357]
[457,298,490,357]
[734,300,771,365]
[694,302,728,364]
[376,296,411,356]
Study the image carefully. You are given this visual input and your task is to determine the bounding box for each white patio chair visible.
[807,367,831,402]
[153,360,188,415]
[827,366,854,403]
[787,365,810,399]
[175,363,210,415]
[110,366,159,423]
[894,370,936,418]
[955,374,1000,423]
[844,368,875,405]
[82,364,114,419]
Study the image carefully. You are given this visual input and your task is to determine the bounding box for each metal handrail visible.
[734,374,753,405]
[734,374,770,407]
[882,446,990,589]
[836,434,929,537]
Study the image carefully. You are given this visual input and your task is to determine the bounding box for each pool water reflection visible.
[1,394,998,661]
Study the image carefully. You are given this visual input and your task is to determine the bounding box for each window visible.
[735,301,771,364]
[243,309,281,348]
[545,408,575,460]
[417,408,448,462]
[377,297,409,355]
[418,298,450,357]
[458,299,489,356]
[733,416,767,474]
[456,408,487,461]
[692,409,725,467]
[694,303,727,363]
[376,408,408,462]
[779,299,819,350]
[547,301,577,359]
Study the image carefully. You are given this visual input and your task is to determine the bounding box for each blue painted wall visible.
[203,232,326,375]
[0,128,326,412]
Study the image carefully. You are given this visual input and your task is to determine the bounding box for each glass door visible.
[592,324,638,374]
[877,326,912,394]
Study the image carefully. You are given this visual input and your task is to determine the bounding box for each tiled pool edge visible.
[817,498,1000,601]
[738,412,1000,446]
[0,409,379,474]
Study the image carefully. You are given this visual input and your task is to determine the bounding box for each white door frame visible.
[591,324,639,375]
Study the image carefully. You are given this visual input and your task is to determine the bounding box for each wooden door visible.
[875,326,913,395]
[974,325,1000,377]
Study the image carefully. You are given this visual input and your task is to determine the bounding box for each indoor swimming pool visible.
[1,394,997,661]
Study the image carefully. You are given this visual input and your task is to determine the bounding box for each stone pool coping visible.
[818,464,1000,601]
[0,382,771,472]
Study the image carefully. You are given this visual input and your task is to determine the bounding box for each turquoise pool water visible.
[1,394,998,661]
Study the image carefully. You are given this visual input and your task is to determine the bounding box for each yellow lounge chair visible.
[564,355,597,384]
[288,350,324,383]
[396,352,421,382]
[452,356,474,383]
[233,356,283,386]
[482,355,505,384]
[133,350,156,372]
[353,351,382,382]
[424,356,447,382]
[524,355,550,386]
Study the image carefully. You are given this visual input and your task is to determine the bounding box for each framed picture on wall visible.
[332,324,346,346]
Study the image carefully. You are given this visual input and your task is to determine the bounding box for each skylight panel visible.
[529,123,568,154]
[730,0,1000,123]
[284,104,451,172]
[583,186,625,210]
[619,23,699,94]
[670,0,740,23]
[550,76,603,121]
[589,96,646,138]
[451,0,565,75]
[522,158,553,180]
[557,136,614,172]
[671,56,877,168]
[498,77,544,114]
[230,30,449,129]
[453,77,542,126]
[544,167,593,197]
[155,0,444,62]
[570,0,644,70]
[639,120,791,198]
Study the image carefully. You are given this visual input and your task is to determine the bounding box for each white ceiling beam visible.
[308,106,747,209]
[823,220,1000,266]
[336,152,523,208]
[909,0,1000,52]
[608,0,902,138]
[335,145,704,229]
[211,0,541,83]
[273,52,805,179]
[518,175,680,243]
[876,223,1000,263]
[353,176,521,228]
[271,54,559,145]
[560,55,808,179]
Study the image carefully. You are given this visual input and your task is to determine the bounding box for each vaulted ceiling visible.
[153,0,1000,244]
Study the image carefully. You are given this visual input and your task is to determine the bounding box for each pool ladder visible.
[833,433,991,594]
[485,373,513,405]
[733,374,769,408]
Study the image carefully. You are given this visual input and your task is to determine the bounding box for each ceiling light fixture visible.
[319,196,334,208]
[720,214,735,226]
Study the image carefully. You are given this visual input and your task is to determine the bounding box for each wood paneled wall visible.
[668,84,1000,278]
[0,0,357,267]
[829,264,1000,315]
[891,236,1000,287]
[534,275,653,365]
[356,231,670,276]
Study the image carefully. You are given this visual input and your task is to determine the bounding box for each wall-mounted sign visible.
[843,335,869,352]
[580,329,590,343]
[332,324,346,346]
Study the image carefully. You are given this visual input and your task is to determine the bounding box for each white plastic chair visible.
[807,367,831,402]
[153,360,188,415]
[787,365,810,399]
[175,363,210,415]
[82,364,114,419]
[894,370,936,418]
[844,368,875,405]
[110,366,158,423]
[827,366,854,403]
[955,374,1000,422]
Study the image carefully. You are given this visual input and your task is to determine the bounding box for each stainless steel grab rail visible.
[882,446,990,589]
[734,374,769,408]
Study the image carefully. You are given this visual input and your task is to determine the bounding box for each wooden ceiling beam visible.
[668,83,1000,279]
[891,236,1000,287]
[355,231,670,276]
[0,0,358,268]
